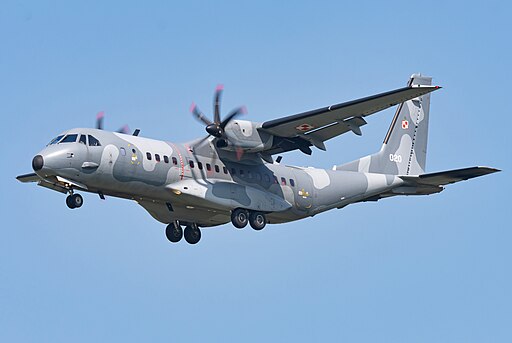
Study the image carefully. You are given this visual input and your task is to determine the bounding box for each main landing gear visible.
[165,222,201,245]
[66,193,83,209]
[231,208,267,230]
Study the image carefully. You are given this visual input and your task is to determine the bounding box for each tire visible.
[249,212,266,231]
[165,222,183,243]
[71,194,83,208]
[184,225,201,244]
[66,195,76,209]
[231,208,249,229]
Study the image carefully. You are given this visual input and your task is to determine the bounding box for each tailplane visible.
[336,74,434,175]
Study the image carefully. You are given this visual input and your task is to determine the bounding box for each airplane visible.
[16,74,500,244]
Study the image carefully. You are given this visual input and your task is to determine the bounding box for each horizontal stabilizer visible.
[400,166,500,186]
[16,173,40,183]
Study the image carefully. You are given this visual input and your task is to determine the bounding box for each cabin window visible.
[79,135,87,145]
[240,170,244,177]
[163,155,169,163]
[198,162,203,170]
[223,166,228,174]
[155,154,161,162]
[61,134,78,143]
[206,163,212,171]
[172,157,178,165]
[290,179,295,187]
[264,174,270,183]
[146,152,152,160]
[231,168,236,175]
[120,147,126,156]
[189,160,194,168]
[88,135,101,146]
[273,176,278,184]
[215,165,220,173]
[281,177,287,186]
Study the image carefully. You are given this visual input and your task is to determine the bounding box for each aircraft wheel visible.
[249,211,266,231]
[66,194,83,209]
[184,225,201,244]
[231,208,249,229]
[165,221,183,243]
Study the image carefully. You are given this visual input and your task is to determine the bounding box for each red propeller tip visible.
[189,102,196,113]
[216,84,224,91]
[96,111,105,119]
[241,106,247,114]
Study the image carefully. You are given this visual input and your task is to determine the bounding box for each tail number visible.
[389,154,402,163]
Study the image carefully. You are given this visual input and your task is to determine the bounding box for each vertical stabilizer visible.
[336,74,433,175]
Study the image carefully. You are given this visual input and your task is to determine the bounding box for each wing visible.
[259,84,440,155]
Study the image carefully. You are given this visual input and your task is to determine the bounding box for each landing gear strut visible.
[66,193,83,209]
[165,221,183,243]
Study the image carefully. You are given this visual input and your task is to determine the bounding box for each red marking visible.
[236,146,244,161]
[171,143,185,180]
[402,120,409,129]
[216,84,224,91]
[296,123,314,132]
[189,102,196,113]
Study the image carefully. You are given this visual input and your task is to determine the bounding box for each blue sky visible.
[1,1,510,342]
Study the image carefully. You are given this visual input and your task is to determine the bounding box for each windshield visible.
[60,134,78,143]
[47,135,64,146]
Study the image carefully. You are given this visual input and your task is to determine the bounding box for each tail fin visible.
[336,74,433,175]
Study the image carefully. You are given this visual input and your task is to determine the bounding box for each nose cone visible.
[32,155,44,171]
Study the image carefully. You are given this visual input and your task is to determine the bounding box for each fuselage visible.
[33,128,404,227]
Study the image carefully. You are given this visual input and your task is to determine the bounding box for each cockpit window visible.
[47,135,64,145]
[88,135,101,146]
[60,134,78,143]
[79,135,87,145]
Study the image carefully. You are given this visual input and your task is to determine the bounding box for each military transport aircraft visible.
[17,74,499,244]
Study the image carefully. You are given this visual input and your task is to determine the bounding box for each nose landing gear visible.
[66,193,83,209]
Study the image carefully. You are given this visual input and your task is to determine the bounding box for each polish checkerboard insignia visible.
[295,123,315,132]
[401,118,409,130]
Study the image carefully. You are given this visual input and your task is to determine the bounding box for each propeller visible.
[95,111,130,134]
[190,85,246,142]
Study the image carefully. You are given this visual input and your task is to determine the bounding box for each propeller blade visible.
[96,111,105,130]
[190,102,212,126]
[116,125,130,134]
[193,135,211,148]
[213,84,223,124]
[220,106,246,129]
